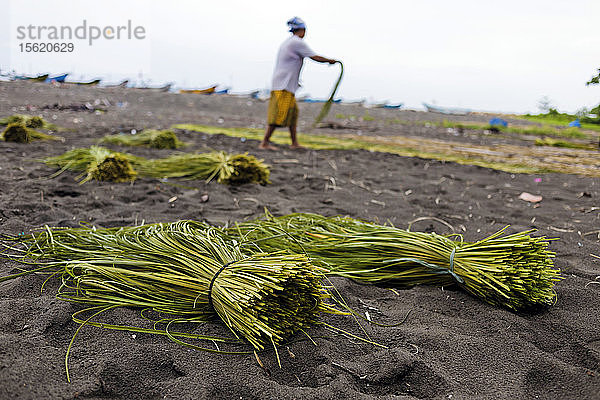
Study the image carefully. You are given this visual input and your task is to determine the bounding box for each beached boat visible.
[423,102,471,115]
[15,74,49,82]
[364,102,388,109]
[343,99,366,105]
[302,98,341,103]
[383,103,403,109]
[45,73,68,83]
[65,79,101,86]
[135,83,172,92]
[215,88,229,95]
[179,85,217,95]
[302,98,323,103]
[256,89,271,101]
[105,80,129,88]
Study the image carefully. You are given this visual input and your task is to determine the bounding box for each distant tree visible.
[575,107,590,117]
[586,69,600,119]
[537,96,554,113]
[586,69,600,86]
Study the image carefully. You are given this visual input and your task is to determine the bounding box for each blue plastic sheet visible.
[489,118,508,127]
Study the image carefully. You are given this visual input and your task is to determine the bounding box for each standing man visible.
[259,17,338,150]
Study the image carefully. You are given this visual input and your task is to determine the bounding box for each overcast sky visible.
[1,0,598,113]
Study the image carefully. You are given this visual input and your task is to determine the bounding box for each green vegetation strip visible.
[334,113,596,139]
[515,110,600,133]
[222,212,562,312]
[438,120,594,139]
[173,124,600,176]
[534,137,596,150]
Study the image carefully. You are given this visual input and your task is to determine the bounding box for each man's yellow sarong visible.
[267,90,299,127]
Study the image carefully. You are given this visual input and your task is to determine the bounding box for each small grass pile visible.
[43,146,270,185]
[2,122,61,143]
[44,146,137,183]
[223,212,563,311]
[101,129,185,149]
[0,221,338,380]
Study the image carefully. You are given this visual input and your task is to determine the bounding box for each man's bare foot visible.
[290,144,306,150]
[259,143,279,150]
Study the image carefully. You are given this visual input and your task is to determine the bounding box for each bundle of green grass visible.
[101,129,185,149]
[44,146,270,185]
[0,114,57,130]
[44,146,137,183]
[0,221,334,380]
[135,151,270,185]
[2,122,61,143]
[222,212,562,311]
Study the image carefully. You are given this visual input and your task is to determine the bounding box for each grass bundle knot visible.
[3,122,30,143]
[26,116,45,129]
[221,153,271,185]
[148,129,180,149]
[90,153,137,182]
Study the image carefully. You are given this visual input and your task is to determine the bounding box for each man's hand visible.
[310,55,338,64]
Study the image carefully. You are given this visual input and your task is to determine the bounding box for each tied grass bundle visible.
[44,147,270,185]
[0,221,334,380]
[223,213,562,311]
[101,129,185,149]
[0,114,57,130]
[2,122,61,143]
[44,146,137,183]
[133,151,271,185]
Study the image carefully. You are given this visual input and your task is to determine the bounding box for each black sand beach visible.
[1,81,599,399]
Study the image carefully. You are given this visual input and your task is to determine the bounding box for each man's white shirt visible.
[271,35,316,94]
